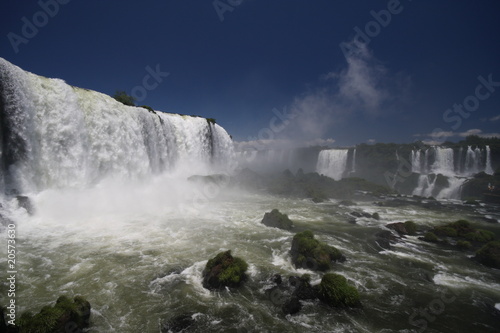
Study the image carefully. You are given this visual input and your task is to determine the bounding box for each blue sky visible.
[1,0,500,147]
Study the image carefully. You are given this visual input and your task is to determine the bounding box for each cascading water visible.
[0,58,234,196]
[316,149,349,181]
[485,145,494,175]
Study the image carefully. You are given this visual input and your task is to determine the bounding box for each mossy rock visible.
[474,241,500,269]
[316,273,361,308]
[404,221,417,235]
[16,295,91,333]
[456,240,472,250]
[423,232,439,243]
[261,209,294,230]
[464,229,496,243]
[290,231,345,271]
[202,250,248,290]
[434,226,458,238]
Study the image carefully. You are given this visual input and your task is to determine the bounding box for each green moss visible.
[404,221,417,235]
[434,226,458,237]
[423,232,439,242]
[16,295,90,333]
[464,229,495,243]
[291,231,344,271]
[206,118,216,125]
[261,209,294,230]
[203,250,248,289]
[456,240,472,250]
[317,273,360,308]
[475,241,500,268]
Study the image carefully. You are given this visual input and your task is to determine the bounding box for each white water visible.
[316,149,349,180]
[0,58,234,196]
[410,146,494,199]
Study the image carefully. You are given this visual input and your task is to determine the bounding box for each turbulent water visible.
[2,189,500,332]
[1,58,500,332]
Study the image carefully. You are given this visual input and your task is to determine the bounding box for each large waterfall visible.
[410,145,494,199]
[316,149,349,181]
[0,58,234,196]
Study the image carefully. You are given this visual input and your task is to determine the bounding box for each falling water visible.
[316,149,349,180]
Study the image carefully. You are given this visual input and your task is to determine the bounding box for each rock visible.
[386,221,417,236]
[202,250,248,290]
[338,200,356,206]
[16,196,34,215]
[375,230,398,249]
[187,174,230,185]
[261,209,294,230]
[421,232,439,243]
[290,230,345,271]
[316,273,361,308]
[282,275,317,315]
[16,295,91,333]
[161,313,196,333]
[474,241,500,269]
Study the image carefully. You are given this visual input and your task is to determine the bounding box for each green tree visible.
[113,90,136,106]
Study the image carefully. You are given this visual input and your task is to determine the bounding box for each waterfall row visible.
[410,146,493,199]
[411,146,494,177]
[0,58,234,195]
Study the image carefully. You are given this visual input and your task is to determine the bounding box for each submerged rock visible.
[375,230,398,250]
[316,273,361,308]
[16,196,34,215]
[161,312,196,333]
[261,209,294,230]
[202,250,248,290]
[290,230,345,271]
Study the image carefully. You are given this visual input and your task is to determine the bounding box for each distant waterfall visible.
[0,58,234,195]
[409,145,496,199]
[485,146,494,175]
[316,149,349,181]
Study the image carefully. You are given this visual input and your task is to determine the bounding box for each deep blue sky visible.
[1,0,500,147]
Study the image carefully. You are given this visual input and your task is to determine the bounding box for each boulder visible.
[474,241,500,269]
[16,295,91,333]
[386,221,417,236]
[261,209,294,230]
[316,273,361,308]
[290,231,345,271]
[202,250,248,290]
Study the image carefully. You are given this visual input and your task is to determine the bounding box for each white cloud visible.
[489,114,500,122]
[281,40,409,142]
[416,128,500,141]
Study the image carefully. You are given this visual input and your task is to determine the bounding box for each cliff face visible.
[0,58,234,195]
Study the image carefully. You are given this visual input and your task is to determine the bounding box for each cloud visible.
[489,114,500,122]
[416,128,500,143]
[279,40,410,143]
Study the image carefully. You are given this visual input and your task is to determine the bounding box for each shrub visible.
[423,232,439,242]
[113,90,135,106]
[404,221,417,235]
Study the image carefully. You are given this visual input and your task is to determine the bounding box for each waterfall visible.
[485,145,494,175]
[316,149,349,181]
[0,58,234,196]
[431,147,455,176]
[411,149,422,173]
[351,148,356,173]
